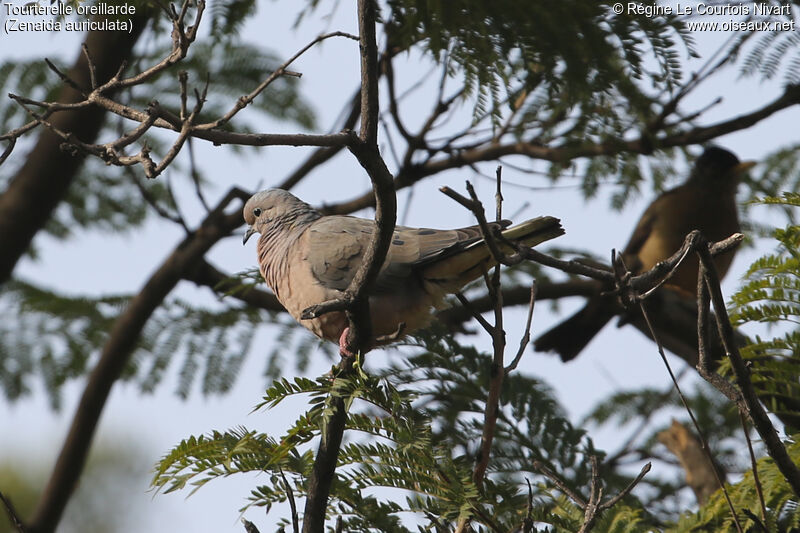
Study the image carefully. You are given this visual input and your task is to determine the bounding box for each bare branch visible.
[535,457,651,533]
[281,470,300,533]
[44,58,85,97]
[28,188,250,533]
[301,2,397,532]
[196,31,358,131]
[0,491,26,533]
[128,169,189,230]
[739,411,768,525]
[696,241,800,497]
[696,266,744,403]
[321,84,800,216]
[639,286,743,531]
[454,292,494,333]
[505,282,537,375]
[437,279,601,330]
[81,44,98,90]
[578,456,603,533]
[384,56,416,143]
[532,460,588,507]
[115,0,205,89]
[440,182,523,267]
[0,137,17,167]
[597,462,652,512]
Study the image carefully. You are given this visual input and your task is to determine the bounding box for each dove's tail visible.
[422,216,564,293]
[500,216,565,250]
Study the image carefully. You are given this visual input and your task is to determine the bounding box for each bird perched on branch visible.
[534,146,755,362]
[243,188,564,354]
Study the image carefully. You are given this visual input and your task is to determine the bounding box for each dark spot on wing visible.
[393,239,405,245]
[417,229,435,235]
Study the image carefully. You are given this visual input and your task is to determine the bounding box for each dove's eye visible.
[253,208,262,217]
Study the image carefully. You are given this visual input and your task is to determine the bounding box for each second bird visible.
[534,146,755,362]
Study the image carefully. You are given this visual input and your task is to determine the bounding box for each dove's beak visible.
[243,226,257,245]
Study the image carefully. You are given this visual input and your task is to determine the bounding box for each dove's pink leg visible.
[338,327,356,357]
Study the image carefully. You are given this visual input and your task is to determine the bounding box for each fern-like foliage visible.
[385,0,692,125]
[154,329,663,530]
[134,297,264,398]
[583,381,753,522]
[0,19,314,240]
[0,280,126,408]
[670,435,800,532]
[0,279,269,406]
[739,2,800,85]
[207,0,257,43]
[728,193,800,430]
[388,329,594,487]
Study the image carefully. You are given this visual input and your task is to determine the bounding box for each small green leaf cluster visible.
[729,193,800,429]
[0,279,268,406]
[154,328,662,530]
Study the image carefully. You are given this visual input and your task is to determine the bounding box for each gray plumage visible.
[243,188,563,347]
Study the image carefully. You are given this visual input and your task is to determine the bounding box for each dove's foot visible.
[338,327,357,357]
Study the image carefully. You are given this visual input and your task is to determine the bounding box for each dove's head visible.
[243,189,321,244]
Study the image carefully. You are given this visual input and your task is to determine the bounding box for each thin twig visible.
[281,470,300,533]
[186,138,210,212]
[578,456,603,533]
[197,31,358,131]
[128,169,188,231]
[115,0,204,89]
[178,71,189,120]
[532,461,587,507]
[439,183,522,267]
[81,43,98,90]
[0,491,26,533]
[28,188,251,533]
[301,2,396,532]
[639,300,743,533]
[44,58,85,96]
[739,410,768,527]
[0,138,16,166]
[535,457,651,533]
[505,282,537,375]
[603,370,686,468]
[455,292,494,333]
[598,462,651,511]
[696,267,743,403]
[696,241,800,497]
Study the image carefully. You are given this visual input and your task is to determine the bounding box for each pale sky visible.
[2,2,799,531]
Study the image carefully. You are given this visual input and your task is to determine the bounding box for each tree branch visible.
[183,259,284,313]
[301,1,397,531]
[27,189,249,533]
[0,491,25,533]
[320,83,800,215]
[696,242,800,497]
[0,7,155,285]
